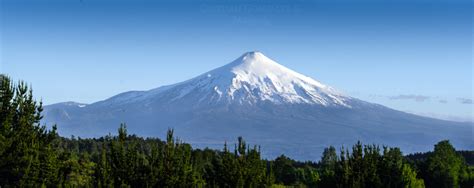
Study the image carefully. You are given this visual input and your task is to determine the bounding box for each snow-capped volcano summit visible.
[43,52,473,160]
[208,51,350,106]
[145,51,350,107]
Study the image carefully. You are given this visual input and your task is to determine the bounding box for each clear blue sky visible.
[1,0,472,121]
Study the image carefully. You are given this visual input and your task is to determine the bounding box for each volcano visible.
[43,52,473,160]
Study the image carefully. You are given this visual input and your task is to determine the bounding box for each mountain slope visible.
[43,52,473,160]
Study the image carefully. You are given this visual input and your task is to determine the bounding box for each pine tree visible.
[320,146,337,186]
[350,141,364,188]
[95,142,112,187]
[110,123,129,187]
[363,144,381,187]
[0,75,58,186]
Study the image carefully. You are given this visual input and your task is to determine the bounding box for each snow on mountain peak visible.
[227,51,327,89]
[99,51,352,107]
[162,51,352,107]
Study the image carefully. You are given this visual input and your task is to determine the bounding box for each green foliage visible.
[0,75,59,186]
[273,155,298,185]
[425,140,466,188]
[318,142,426,188]
[319,146,337,187]
[1,75,473,188]
[401,163,424,188]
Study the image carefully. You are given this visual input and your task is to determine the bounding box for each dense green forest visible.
[1,75,473,187]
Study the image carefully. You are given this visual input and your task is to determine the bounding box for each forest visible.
[1,75,473,187]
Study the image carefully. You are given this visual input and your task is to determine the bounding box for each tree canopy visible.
[1,75,473,187]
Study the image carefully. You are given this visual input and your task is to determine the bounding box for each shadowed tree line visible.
[1,75,473,187]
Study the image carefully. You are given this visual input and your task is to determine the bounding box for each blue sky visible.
[1,0,472,121]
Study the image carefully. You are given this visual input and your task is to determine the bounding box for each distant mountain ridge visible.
[43,52,473,160]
